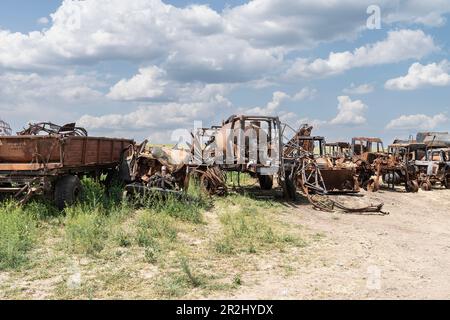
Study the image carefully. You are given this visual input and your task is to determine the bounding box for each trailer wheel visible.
[55,175,82,210]
[257,174,273,190]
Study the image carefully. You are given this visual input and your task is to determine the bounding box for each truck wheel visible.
[257,174,273,190]
[55,175,82,210]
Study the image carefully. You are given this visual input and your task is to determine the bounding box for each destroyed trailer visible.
[0,122,133,209]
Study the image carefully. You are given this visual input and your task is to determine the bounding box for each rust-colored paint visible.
[0,136,133,171]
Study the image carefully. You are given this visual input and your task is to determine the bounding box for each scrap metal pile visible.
[0,117,448,213]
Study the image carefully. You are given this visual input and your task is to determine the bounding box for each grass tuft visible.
[0,201,36,270]
[64,207,108,255]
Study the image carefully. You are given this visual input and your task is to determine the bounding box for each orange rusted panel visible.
[0,136,61,163]
[0,163,63,171]
[0,136,133,172]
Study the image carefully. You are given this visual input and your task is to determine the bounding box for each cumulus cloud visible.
[385,60,450,90]
[0,71,104,103]
[330,96,367,125]
[225,0,450,48]
[343,83,374,95]
[0,1,448,78]
[0,71,108,130]
[107,65,232,102]
[285,29,437,79]
[0,0,280,83]
[246,87,316,115]
[386,113,448,130]
[78,78,233,140]
[2,0,450,140]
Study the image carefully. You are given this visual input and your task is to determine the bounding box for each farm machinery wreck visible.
[121,115,387,214]
[6,115,448,213]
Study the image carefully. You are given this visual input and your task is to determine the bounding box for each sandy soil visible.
[215,188,450,299]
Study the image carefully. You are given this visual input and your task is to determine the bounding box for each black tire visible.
[54,175,82,210]
[258,174,273,190]
[104,169,125,189]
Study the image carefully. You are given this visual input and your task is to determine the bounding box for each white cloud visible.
[107,65,232,102]
[0,0,448,80]
[37,17,50,25]
[0,72,104,103]
[225,0,450,49]
[0,0,280,83]
[78,79,233,139]
[285,29,437,79]
[384,0,450,27]
[292,87,317,101]
[107,66,169,101]
[0,71,107,130]
[385,60,450,90]
[330,96,367,125]
[246,87,316,115]
[386,113,448,130]
[77,97,231,138]
[343,83,374,95]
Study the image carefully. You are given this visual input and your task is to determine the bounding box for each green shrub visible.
[80,177,106,209]
[0,202,35,270]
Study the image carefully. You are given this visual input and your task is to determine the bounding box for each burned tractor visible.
[415,147,450,190]
[373,140,423,192]
[350,137,386,191]
[324,142,351,160]
[283,134,359,195]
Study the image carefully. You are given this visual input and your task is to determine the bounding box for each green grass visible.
[63,179,134,256]
[213,194,305,254]
[0,176,313,299]
[0,201,36,270]
[64,208,109,255]
[131,180,209,224]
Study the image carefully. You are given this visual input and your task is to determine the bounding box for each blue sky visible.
[0,0,449,144]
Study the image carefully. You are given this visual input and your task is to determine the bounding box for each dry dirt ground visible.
[213,188,450,299]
